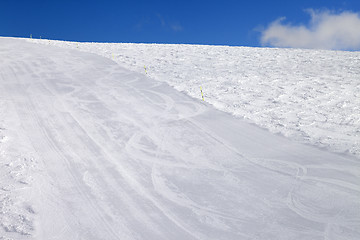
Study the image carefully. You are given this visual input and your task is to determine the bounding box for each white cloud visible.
[156,14,166,27]
[261,10,360,50]
[170,23,183,32]
[156,14,183,32]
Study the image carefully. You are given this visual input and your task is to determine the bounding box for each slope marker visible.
[200,86,204,101]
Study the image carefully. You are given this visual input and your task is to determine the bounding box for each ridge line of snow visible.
[27,38,360,159]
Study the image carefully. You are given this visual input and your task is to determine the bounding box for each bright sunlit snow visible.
[31,39,360,159]
[1,37,359,240]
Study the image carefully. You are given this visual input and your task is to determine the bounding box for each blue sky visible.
[1,0,360,49]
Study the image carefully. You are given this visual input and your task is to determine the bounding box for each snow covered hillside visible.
[31,39,360,159]
[0,37,359,240]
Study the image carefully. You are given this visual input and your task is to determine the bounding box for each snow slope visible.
[30,39,360,159]
[1,37,360,239]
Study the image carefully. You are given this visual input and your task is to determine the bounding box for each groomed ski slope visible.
[0,37,359,239]
[31,39,360,159]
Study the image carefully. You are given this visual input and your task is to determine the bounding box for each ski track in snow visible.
[30,39,360,159]
[0,37,359,239]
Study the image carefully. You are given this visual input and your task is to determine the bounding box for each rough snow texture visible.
[0,96,40,239]
[31,39,360,158]
[1,38,359,239]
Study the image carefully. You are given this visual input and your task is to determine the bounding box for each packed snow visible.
[0,37,359,240]
[30,39,360,159]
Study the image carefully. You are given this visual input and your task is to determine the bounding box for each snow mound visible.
[31,39,360,159]
[1,37,359,239]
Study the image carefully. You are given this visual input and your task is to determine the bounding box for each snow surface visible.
[30,39,360,159]
[0,37,359,239]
